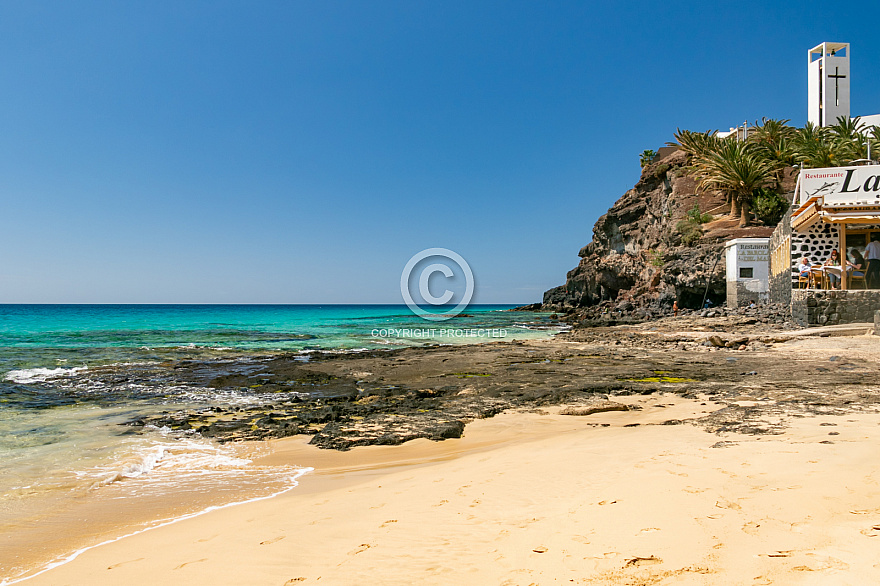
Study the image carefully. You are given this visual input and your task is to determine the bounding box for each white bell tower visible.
[808,42,850,127]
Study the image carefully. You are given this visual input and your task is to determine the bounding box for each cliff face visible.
[543,149,781,318]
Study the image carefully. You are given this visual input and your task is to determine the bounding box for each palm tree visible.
[869,126,880,160]
[749,118,796,189]
[696,140,775,227]
[670,129,720,159]
[674,118,879,228]
[793,120,855,168]
[671,129,737,211]
[639,149,657,168]
[828,116,868,162]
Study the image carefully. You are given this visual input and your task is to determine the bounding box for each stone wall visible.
[792,222,840,263]
[791,289,880,326]
[727,280,769,307]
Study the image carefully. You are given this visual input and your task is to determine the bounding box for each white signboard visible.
[800,165,880,205]
[737,243,769,263]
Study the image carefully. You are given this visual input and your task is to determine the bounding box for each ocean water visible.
[0,304,559,582]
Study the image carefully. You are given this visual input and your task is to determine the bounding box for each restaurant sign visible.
[800,165,880,206]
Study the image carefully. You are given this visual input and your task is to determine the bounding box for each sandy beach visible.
[11,320,880,585]
[5,320,880,585]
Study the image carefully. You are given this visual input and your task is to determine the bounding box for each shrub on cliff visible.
[676,220,703,246]
[752,188,788,226]
[676,205,710,246]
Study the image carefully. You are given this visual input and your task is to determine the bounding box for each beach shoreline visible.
[15,396,880,584]
[7,317,880,584]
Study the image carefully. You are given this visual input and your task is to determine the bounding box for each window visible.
[848,233,867,248]
[739,267,754,279]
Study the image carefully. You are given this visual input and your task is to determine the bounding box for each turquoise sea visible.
[0,304,560,583]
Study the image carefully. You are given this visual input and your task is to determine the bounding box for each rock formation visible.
[543,149,788,319]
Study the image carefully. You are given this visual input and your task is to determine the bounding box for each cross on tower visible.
[808,42,850,127]
[829,66,847,107]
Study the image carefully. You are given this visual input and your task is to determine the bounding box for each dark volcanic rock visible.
[542,149,790,317]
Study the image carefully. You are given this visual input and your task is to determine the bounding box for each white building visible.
[725,238,770,306]
[808,42,850,127]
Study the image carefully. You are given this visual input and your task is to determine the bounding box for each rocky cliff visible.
[543,149,789,319]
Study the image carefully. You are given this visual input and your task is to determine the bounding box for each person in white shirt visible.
[797,256,812,277]
[865,234,880,289]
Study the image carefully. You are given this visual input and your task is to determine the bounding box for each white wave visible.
[4,367,87,384]
[84,435,266,490]
[0,466,312,586]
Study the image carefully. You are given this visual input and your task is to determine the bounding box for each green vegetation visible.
[671,116,880,227]
[676,204,712,246]
[686,204,713,224]
[676,220,702,246]
[752,187,789,226]
[622,376,696,383]
[647,249,665,267]
[640,149,657,168]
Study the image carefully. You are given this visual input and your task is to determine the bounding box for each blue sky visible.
[3,1,880,303]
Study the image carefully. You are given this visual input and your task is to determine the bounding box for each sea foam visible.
[3,367,87,384]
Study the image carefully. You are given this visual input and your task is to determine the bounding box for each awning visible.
[792,201,821,231]
[821,213,880,224]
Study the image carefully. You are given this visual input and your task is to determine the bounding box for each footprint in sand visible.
[859,524,880,537]
[380,519,397,528]
[284,578,306,584]
[196,534,219,543]
[624,555,662,567]
[761,550,793,558]
[174,558,208,570]
[804,553,850,570]
[260,536,286,545]
[742,521,761,535]
[347,543,374,556]
[107,557,144,569]
[513,517,543,528]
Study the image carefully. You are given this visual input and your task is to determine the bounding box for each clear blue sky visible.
[3,1,880,303]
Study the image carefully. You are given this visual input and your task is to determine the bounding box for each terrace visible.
[770,164,880,326]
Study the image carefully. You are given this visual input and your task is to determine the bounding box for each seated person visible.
[849,248,866,276]
[824,249,841,288]
[797,256,812,277]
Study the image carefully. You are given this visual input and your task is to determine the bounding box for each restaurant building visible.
[768,164,880,326]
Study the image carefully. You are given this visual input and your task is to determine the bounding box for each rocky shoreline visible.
[126,314,880,450]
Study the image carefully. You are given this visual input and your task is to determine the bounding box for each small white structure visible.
[725,238,770,306]
[808,42,850,127]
